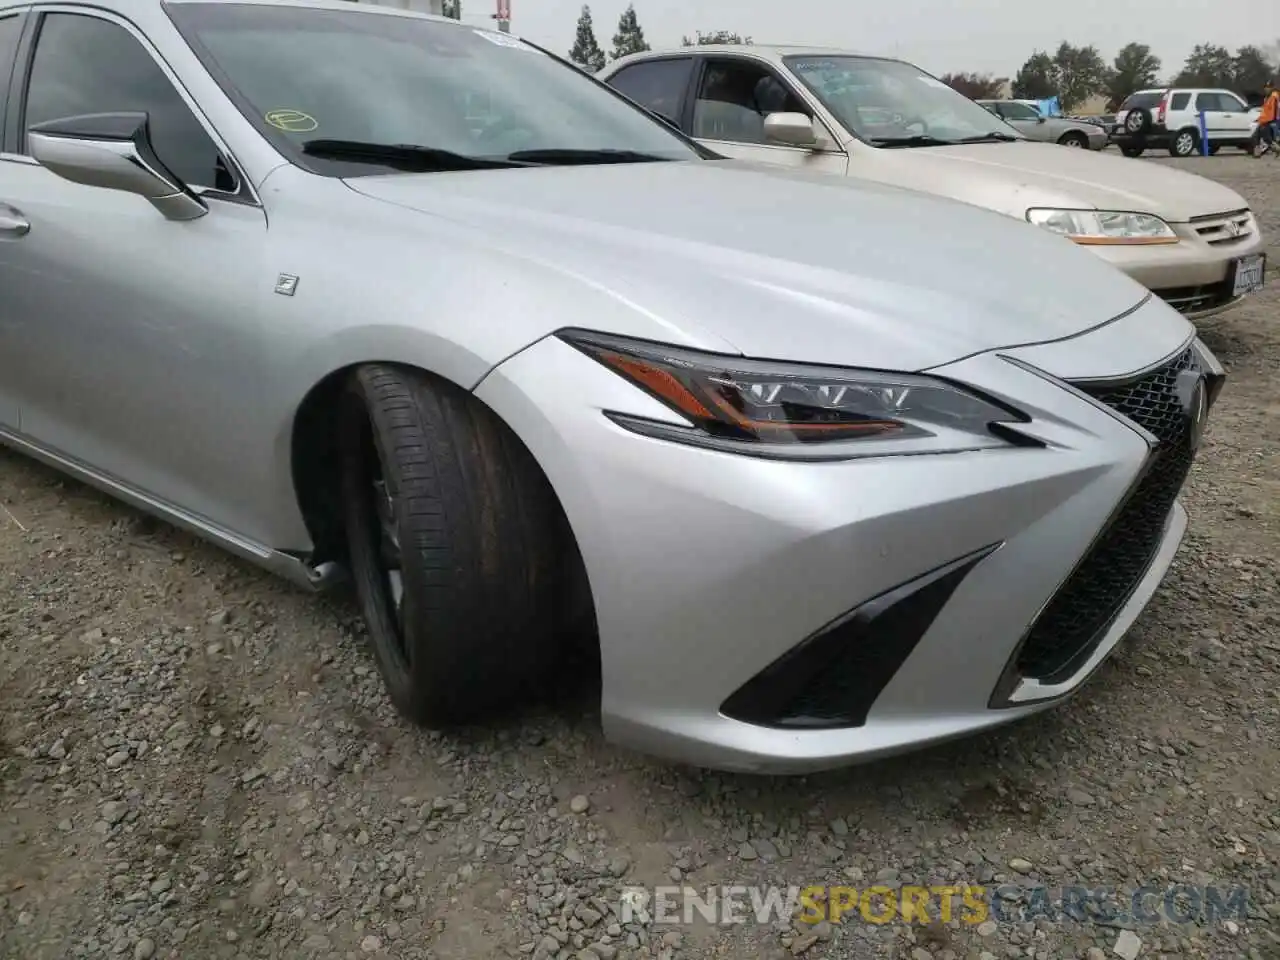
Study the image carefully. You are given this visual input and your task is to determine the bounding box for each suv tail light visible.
[1156,93,1169,126]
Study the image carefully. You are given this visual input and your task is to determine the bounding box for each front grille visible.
[1156,280,1236,315]
[1013,347,1197,681]
[1191,209,1253,246]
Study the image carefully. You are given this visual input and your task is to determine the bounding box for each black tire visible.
[1170,129,1199,157]
[1057,131,1089,148]
[1124,107,1152,135]
[1208,144,1221,155]
[338,364,576,727]
[1120,145,1145,158]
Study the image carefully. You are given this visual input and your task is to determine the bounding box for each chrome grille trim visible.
[1190,209,1254,246]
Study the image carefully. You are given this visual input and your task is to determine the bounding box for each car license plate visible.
[1232,253,1265,297]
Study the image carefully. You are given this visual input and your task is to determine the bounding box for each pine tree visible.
[610,4,649,61]
[568,5,607,72]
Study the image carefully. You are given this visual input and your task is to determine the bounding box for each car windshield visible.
[782,55,1024,146]
[165,2,702,175]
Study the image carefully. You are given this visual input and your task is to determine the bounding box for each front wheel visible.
[1120,145,1145,158]
[1058,132,1088,148]
[1170,130,1199,157]
[338,364,575,726]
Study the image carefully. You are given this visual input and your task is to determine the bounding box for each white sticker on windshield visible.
[474,29,538,51]
[918,76,949,89]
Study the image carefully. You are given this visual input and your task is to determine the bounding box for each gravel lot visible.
[2,154,1278,960]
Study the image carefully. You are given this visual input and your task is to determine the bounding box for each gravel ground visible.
[2,154,1278,960]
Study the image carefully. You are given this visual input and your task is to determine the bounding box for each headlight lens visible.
[560,330,1032,458]
[1026,208,1178,245]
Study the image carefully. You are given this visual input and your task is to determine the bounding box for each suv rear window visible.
[1121,92,1163,110]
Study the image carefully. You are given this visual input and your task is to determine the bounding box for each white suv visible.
[1112,88,1261,157]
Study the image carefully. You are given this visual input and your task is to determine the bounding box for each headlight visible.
[560,330,1034,459]
[1026,208,1178,245]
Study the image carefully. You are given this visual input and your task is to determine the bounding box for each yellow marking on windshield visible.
[265,109,318,133]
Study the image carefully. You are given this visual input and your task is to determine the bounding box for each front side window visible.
[166,2,702,175]
[1216,92,1246,112]
[608,58,693,126]
[999,102,1041,121]
[21,13,228,189]
[784,55,1021,146]
[691,59,812,145]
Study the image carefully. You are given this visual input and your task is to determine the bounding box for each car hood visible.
[346,159,1153,371]
[858,141,1248,222]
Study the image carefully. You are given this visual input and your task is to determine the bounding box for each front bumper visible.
[1082,212,1265,319]
[474,301,1217,773]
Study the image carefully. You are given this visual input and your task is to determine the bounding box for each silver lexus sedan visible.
[0,0,1224,773]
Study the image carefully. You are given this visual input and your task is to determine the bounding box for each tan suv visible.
[600,46,1267,319]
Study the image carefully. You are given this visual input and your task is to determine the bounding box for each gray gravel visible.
[2,154,1278,960]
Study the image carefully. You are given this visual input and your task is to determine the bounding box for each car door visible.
[997,101,1052,141]
[0,7,270,534]
[0,6,28,430]
[1193,92,1236,143]
[1213,91,1254,140]
[1163,91,1192,129]
[686,56,848,175]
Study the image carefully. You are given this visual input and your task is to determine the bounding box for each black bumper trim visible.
[719,542,1001,730]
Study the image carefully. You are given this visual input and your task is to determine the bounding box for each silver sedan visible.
[977,99,1110,149]
[0,0,1221,773]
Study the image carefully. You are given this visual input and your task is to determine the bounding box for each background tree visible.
[1012,51,1059,100]
[939,72,1007,99]
[1232,45,1276,94]
[681,30,752,46]
[568,5,607,72]
[440,0,461,19]
[1107,42,1160,108]
[610,4,649,60]
[1051,42,1110,112]
[1262,39,1280,72]
[1174,44,1235,88]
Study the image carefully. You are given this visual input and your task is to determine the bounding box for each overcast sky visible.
[451,0,1278,79]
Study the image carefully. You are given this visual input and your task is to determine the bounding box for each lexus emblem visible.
[1176,369,1209,452]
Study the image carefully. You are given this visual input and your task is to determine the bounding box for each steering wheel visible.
[893,112,929,134]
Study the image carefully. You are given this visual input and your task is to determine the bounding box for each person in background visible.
[1254,79,1279,157]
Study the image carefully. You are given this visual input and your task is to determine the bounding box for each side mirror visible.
[763,111,817,148]
[27,112,207,221]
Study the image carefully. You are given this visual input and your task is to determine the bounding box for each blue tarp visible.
[1036,96,1062,117]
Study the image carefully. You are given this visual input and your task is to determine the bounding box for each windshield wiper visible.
[504,148,673,165]
[954,131,1022,143]
[301,139,526,171]
[867,134,956,148]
